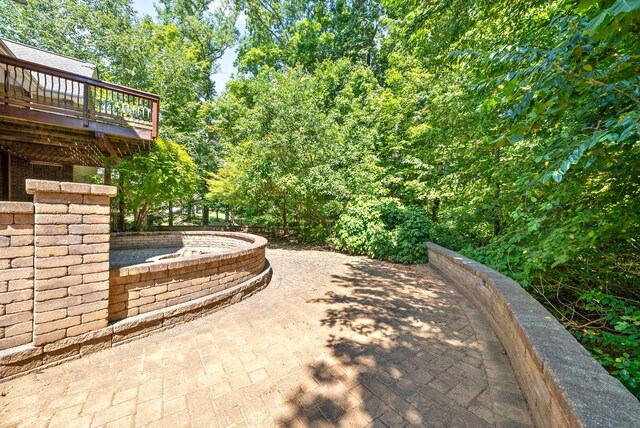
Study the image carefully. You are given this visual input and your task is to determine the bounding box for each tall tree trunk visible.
[202,206,209,226]
[134,204,148,231]
[281,193,287,229]
[493,182,501,236]
[431,197,441,222]
[184,201,193,222]
[168,201,173,227]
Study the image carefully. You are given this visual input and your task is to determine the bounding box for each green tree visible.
[236,0,383,73]
[209,62,385,239]
[0,0,138,70]
[213,0,640,394]
[209,67,343,239]
[115,139,198,231]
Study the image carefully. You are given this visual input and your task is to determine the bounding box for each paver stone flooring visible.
[1,248,533,427]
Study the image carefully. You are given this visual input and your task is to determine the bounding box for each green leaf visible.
[609,0,640,15]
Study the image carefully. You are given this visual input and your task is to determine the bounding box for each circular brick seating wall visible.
[109,232,269,322]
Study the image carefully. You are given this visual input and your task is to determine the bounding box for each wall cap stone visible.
[426,242,640,427]
[25,180,117,197]
[90,184,117,197]
[0,202,34,214]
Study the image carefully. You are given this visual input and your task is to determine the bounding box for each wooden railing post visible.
[151,99,159,139]
[83,83,89,127]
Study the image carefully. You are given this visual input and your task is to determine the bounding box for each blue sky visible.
[131,0,242,93]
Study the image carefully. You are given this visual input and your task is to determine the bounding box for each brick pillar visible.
[26,180,116,346]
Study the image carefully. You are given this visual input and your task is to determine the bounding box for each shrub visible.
[573,291,640,399]
[332,199,430,263]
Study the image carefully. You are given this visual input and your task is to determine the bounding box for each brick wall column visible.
[26,180,116,346]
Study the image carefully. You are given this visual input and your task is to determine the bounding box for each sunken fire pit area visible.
[108,232,269,322]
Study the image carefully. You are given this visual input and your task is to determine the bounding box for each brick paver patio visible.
[0,248,533,427]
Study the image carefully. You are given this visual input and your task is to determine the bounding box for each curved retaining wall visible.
[0,224,271,380]
[109,232,267,321]
[426,243,640,427]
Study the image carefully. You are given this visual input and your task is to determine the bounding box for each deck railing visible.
[0,54,159,139]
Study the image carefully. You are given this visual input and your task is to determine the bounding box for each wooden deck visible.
[0,54,159,166]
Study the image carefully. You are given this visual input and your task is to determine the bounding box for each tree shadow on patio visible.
[274,258,529,427]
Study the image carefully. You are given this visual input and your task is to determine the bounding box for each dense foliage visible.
[2,0,639,396]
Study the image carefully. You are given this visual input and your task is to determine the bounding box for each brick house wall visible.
[10,157,73,202]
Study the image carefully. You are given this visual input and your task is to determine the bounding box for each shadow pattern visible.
[276,258,531,427]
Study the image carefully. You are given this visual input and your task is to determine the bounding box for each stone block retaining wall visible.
[154,225,297,236]
[110,231,257,250]
[0,202,34,351]
[426,242,640,428]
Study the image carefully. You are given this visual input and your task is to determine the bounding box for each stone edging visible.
[0,262,272,381]
[426,242,640,428]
